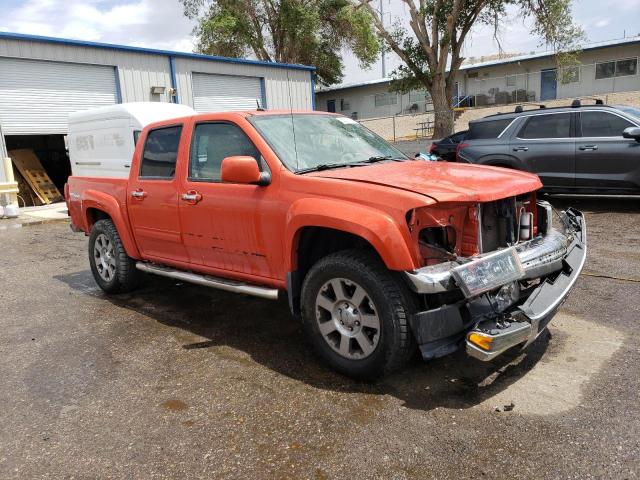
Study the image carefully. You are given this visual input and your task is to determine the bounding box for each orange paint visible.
[66,111,542,288]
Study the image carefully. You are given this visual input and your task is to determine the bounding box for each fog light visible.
[468,332,493,351]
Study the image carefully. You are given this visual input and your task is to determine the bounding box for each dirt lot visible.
[1,196,639,479]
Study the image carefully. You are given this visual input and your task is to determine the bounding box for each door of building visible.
[540,69,557,101]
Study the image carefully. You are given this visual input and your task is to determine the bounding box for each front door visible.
[127,124,189,263]
[575,110,640,190]
[178,121,277,278]
[540,69,557,101]
[327,99,336,113]
[510,112,575,188]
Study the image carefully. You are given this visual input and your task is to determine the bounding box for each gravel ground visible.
[1,196,639,479]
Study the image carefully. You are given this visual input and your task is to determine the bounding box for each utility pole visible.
[380,0,386,77]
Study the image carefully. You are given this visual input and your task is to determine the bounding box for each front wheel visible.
[88,219,139,293]
[300,250,416,379]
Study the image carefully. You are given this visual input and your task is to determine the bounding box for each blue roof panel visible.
[0,31,316,72]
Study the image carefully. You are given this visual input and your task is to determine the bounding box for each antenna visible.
[255,99,265,111]
[285,69,300,171]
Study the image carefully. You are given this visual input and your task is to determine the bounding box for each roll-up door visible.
[192,73,263,112]
[0,57,118,135]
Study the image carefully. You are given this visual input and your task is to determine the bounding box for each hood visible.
[307,161,542,203]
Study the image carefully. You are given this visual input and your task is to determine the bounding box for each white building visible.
[316,36,640,121]
[0,31,315,189]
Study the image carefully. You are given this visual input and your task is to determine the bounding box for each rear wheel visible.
[300,250,416,379]
[89,219,139,293]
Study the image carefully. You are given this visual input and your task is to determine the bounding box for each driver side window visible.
[189,123,261,182]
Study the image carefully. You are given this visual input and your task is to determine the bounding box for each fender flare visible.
[284,198,418,272]
[82,190,141,259]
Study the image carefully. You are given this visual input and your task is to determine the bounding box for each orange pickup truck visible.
[66,110,586,378]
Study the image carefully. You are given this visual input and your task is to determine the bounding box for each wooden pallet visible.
[8,148,63,205]
[22,169,63,204]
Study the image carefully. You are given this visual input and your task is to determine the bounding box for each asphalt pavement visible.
[0,195,639,479]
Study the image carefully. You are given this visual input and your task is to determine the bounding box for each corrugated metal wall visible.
[174,57,312,110]
[0,37,313,118]
[0,37,173,104]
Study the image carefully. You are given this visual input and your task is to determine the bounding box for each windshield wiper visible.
[296,156,406,174]
[362,155,406,163]
[296,163,357,174]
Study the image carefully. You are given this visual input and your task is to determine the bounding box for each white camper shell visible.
[68,103,195,178]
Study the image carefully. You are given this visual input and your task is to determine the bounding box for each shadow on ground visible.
[55,269,553,412]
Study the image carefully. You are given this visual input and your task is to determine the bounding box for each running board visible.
[135,262,279,300]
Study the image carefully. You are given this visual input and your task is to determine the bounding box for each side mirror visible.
[221,156,270,185]
[622,126,640,142]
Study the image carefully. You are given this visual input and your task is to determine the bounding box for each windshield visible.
[249,114,408,173]
[615,105,640,122]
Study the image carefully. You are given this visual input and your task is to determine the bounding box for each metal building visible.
[0,31,315,189]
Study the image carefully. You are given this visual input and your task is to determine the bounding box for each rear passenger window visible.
[140,126,182,178]
[519,114,571,139]
[467,119,512,139]
[189,123,260,182]
[580,111,634,137]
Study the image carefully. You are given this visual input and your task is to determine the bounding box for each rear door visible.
[510,112,575,188]
[575,110,640,190]
[127,124,190,263]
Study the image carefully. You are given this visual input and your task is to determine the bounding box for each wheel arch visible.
[82,190,141,259]
[477,154,523,170]
[284,198,418,315]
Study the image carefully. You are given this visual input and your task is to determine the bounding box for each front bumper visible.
[405,208,587,361]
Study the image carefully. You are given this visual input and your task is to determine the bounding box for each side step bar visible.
[135,262,279,300]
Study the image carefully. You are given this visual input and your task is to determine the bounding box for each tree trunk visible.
[430,77,455,138]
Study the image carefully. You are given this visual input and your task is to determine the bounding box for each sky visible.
[1,0,639,85]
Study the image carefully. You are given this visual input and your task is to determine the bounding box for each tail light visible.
[456,142,469,162]
[429,142,437,153]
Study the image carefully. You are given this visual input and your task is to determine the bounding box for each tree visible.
[353,0,585,138]
[180,0,380,86]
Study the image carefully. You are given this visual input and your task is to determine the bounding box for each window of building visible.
[506,75,517,87]
[409,90,430,103]
[519,113,571,139]
[561,66,580,84]
[616,58,638,77]
[374,93,397,107]
[596,58,638,79]
[140,125,182,178]
[340,99,350,111]
[467,118,513,139]
[580,111,635,138]
[189,123,261,182]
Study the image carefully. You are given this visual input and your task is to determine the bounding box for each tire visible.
[88,219,139,294]
[300,249,416,380]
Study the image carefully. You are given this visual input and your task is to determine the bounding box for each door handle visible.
[579,145,598,151]
[131,189,147,199]
[513,146,529,152]
[181,190,202,204]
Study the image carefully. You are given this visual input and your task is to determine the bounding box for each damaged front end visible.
[403,200,586,362]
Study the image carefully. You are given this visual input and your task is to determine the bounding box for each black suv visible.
[457,102,640,193]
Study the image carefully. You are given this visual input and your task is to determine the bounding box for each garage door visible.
[0,57,118,135]
[192,73,263,112]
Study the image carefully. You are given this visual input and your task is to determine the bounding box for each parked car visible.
[66,109,586,379]
[456,102,640,193]
[429,130,468,161]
